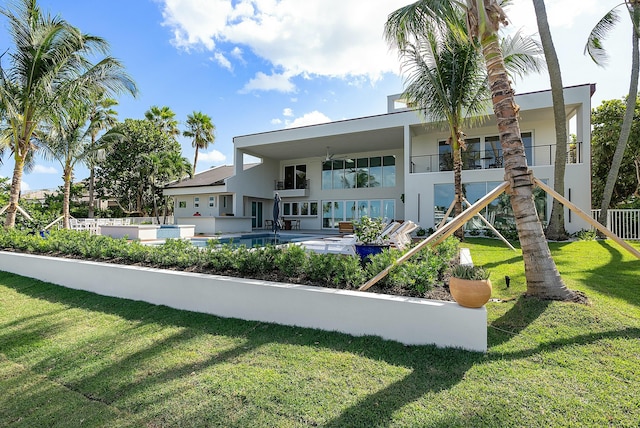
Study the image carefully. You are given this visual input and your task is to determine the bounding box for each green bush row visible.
[0,229,458,294]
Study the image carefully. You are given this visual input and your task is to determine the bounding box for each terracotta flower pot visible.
[449,277,492,308]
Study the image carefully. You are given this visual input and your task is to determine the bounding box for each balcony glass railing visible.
[410,142,583,173]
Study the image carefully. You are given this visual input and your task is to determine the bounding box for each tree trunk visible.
[193,146,199,175]
[533,0,568,240]
[453,133,464,240]
[474,1,575,299]
[88,165,96,218]
[62,168,72,229]
[4,155,26,228]
[599,23,639,224]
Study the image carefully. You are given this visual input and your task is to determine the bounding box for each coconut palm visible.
[183,111,216,174]
[533,0,569,240]
[386,8,543,240]
[86,95,119,218]
[42,98,122,228]
[0,0,138,227]
[586,0,640,226]
[386,0,576,300]
[388,12,487,239]
[145,105,180,140]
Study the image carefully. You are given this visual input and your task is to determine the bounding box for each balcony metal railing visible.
[410,142,583,173]
[274,179,310,191]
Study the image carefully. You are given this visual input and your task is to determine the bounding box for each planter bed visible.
[0,251,487,352]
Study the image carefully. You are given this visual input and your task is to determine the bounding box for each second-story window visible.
[284,164,307,189]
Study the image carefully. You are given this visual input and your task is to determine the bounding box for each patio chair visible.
[388,221,419,250]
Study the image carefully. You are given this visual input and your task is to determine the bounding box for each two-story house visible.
[164,83,594,235]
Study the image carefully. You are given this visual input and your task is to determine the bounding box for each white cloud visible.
[239,71,296,93]
[285,111,331,129]
[159,0,408,91]
[271,118,283,125]
[213,52,232,71]
[283,108,293,117]
[20,181,30,191]
[198,149,227,164]
[33,165,58,174]
[505,0,603,33]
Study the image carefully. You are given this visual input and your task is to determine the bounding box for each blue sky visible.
[0,0,633,191]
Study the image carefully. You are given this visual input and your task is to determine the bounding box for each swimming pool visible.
[190,233,314,248]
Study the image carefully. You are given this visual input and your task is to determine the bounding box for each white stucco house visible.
[164,83,594,235]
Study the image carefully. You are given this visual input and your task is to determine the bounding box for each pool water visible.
[191,233,312,248]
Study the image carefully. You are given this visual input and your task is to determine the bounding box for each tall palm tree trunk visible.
[533,0,568,240]
[599,25,639,225]
[479,25,574,299]
[193,146,199,175]
[88,165,96,218]
[62,169,72,229]
[4,154,26,228]
[452,136,464,240]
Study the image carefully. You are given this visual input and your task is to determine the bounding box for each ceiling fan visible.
[324,147,353,162]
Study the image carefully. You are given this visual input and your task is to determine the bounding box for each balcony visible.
[274,179,310,198]
[410,142,583,173]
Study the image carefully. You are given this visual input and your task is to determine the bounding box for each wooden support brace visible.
[534,177,640,260]
[359,181,510,291]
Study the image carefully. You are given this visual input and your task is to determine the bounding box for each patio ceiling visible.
[238,126,406,161]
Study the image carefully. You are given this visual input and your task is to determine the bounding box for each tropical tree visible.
[586,0,640,225]
[592,96,640,207]
[95,119,189,216]
[533,0,569,240]
[0,0,137,227]
[386,0,576,300]
[387,11,487,239]
[145,105,180,140]
[386,7,543,240]
[86,95,119,218]
[183,111,216,174]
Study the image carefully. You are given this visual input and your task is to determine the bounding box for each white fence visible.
[591,209,640,240]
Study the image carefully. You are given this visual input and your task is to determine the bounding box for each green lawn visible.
[1,239,639,427]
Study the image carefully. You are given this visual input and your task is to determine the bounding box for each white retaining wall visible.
[0,251,487,352]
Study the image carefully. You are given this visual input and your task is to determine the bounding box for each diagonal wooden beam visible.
[534,177,640,260]
[359,181,510,291]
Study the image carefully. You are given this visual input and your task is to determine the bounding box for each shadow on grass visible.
[488,295,551,349]
[549,239,640,307]
[1,265,636,427]
[0,272,485,426]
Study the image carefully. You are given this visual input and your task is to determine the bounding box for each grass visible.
[1,238,639,427]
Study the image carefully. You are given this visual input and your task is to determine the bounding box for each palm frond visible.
[501,29,545,80]
[585,9,621,66]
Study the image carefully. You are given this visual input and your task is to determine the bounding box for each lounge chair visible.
[388,221,419,250]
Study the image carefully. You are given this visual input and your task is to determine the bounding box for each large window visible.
[434,180,547,229]
[439,133,533,171]
[321,156,396,189]
[284,164,307,189]
[322,199,395,229]
[283,201,318,217]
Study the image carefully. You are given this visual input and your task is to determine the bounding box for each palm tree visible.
[533,0,569,240]
[387,11,487,239]
[86,95,119,218]
[0,0,137,228]
[586,0,640,226]
[386,9,543,240]
[42,98,123,228]
[386,0,576,300]
[145,105,180,140]
[183,111,216,174]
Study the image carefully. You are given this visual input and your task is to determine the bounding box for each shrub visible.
[275,245,308,277]
[573,229,598,241]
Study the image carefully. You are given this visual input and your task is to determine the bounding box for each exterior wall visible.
[172,85,593,235]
